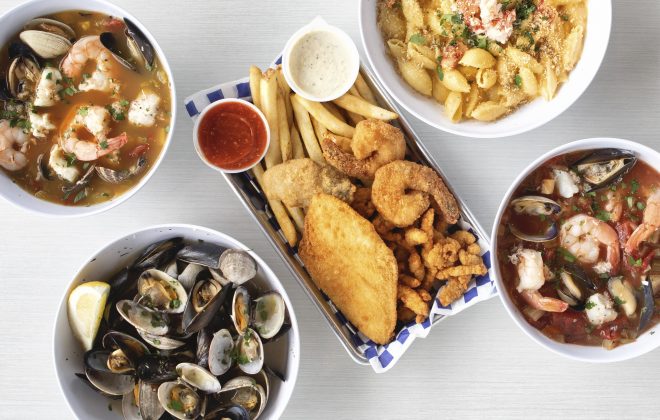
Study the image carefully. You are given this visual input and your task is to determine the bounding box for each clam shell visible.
[137,269,188,314]
[220,250,257,285]
[176,362,222,393]
[137,330,186,350]
[24,18,75,39]
[236,328,264,375]
[231,287,251,335]
[252,292,286,339]
[19,30,72,58]
[116,300,169,336]
[157,381,204,420]
[208,328,234,376]
[138,381,165,420]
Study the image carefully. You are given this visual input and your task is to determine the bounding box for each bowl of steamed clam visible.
[492,138,660,362]
[0,0,175,216]
[53,224,300,419]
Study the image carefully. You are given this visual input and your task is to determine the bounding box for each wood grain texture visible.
[0,1,659,419]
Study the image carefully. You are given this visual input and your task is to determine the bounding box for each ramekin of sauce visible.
[193,99,270,173]
[282,17,360,102]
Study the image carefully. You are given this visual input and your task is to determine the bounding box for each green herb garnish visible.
[585,300,596,310]
[595,210,611,222]
[99,140,109,150]
[631,180,639,194]
[613,296,626,306]
[514,74,522,88]
[558,247,576,263]
[65,153,77,167]
[73,189,87,204]
[170,299,181,309]
[628,255,642,267]
[409,33,426,45]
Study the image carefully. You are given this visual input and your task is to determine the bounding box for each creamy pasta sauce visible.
[288,30,355,99]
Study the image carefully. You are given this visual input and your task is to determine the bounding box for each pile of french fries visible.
[248,64,398,247]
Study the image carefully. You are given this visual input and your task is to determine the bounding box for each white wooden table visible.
[1,1,659,418]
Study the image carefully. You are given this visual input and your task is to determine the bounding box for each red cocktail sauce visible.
[197,101,268,170]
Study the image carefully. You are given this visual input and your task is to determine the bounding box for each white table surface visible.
[1,1,659,419]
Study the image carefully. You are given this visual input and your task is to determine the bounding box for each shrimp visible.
[320,119,406,181]
[60,36,117,93]
[625,190,660,254]
[0,119,30,171]
[372,160,460,227]
[559,214,621,275]
[511,248,568,313]
[60,106,127,161]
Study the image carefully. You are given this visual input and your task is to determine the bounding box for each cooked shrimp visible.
[321,119,406,181]
[0,119,30,171]
[511,248,568,313]
[60,36,117,93]
[372,160,460,227]
[60,106,127,161]
[559,214,621,274]
[625,190,660,254]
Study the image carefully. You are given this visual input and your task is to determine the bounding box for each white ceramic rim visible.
[0,0,177,217]
[358,0,612,138]
[52,223,301,419]
[192,98,271,174]
[282,16,360,103]
[490,138,660,362]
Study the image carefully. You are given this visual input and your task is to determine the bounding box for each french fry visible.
[290,93,325,164]
[323,102,346,122]
[345,86,366,124]
[260,71,281,168]
[249,66,262,109]
[277,92,292,161]
[290,125,305,159]
[287,206,306,233]
[311,117,329,147]
[275,67,294,127]
[355,72,378,105]
[293,94,355,138]
[334,93,398,121]
[252,163,298,246]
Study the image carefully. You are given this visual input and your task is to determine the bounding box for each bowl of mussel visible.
[53,224,300,419]
[492,138,660,362]
[0,0,176,216]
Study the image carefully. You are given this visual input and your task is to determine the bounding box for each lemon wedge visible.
[67,281,110,351]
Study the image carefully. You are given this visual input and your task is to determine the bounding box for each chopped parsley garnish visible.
[73,189,87,204]
[78,106,89,116]
[169,299,181,309]
[595,210,611,222]
[168,400,183,412]
[62,86,77,96]
[637,201,645,210]
[235,353,250,365]
[436,66,444,81]
[99,140,109,150]
[119,99,130,107]
[586,191,597,197]
[409,33,426,45]
[561,14,570,21]
[514,74,522,88]
[613,296,626,306]
[65,153,77,167]
[572,205,580,212]
[626,196,634,208]
[631,179,640,194]
[628,255,642,267]
[82,73,91,80]
[105,104,125,121]
[45,72,53,80]
[585,300,596,310]
[558,247,576,263]
[515,0,537,25]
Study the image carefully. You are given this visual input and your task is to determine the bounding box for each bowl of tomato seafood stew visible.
[53,224,300,419]
[492,138,660,362]
[0,0,176,216]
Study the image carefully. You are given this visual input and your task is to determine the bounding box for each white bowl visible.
[358,0,612,138]
[53,224,300,419]
[491,138,660,362]
[0,0,177,217]
[192,98,270,174]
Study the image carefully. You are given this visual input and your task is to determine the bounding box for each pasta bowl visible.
[0,0,176,217]
[53,224,300,419]
[358,0,612,138]
[491,138,660,362]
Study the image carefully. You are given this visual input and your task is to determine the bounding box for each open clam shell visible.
[220,250,257,285]
[116,300,169,336]
[251,292,286,339]
[208,328,234,376]
[235,328,264,375]
[137,381,165,420]
[137,269,188,314]
[137,330,186,351]
[176,362,222,393]
[24,18,75,40]
[215,376,267,420]
[157,380,205,420]
[84,350,135,396]
[7,53,40,101]
[19,30,71,59]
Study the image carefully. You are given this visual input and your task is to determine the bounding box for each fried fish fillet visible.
[262,158,355,208]
[299,194,397,344]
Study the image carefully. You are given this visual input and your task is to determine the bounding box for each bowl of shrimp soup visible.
[0,0,176,216]
[492,138,660,362]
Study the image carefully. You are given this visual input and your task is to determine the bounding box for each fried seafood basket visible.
[184,58,497,372]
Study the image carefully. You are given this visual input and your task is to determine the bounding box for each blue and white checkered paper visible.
[184,58,497,373]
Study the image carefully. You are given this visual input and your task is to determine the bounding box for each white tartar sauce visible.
[288,30,355,99]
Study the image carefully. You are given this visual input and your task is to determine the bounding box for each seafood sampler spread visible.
[67,237,290,419]
[497,149,660,348]
[0,11,171,205]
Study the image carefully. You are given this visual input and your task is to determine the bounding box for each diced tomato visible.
[641,250,656,271]
[129,144,149,158]
[550,310,588,338]
[441,42,468,69]
[616,220,636,248]
[102,17,125,32]
[596,316,627,341]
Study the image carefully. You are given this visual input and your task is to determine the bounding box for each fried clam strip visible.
[262,158,355,208]
[398,284,432,324]
[372,160,460,227]
[321,119,406,181]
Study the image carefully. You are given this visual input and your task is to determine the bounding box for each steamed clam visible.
[71,237,289,419]
[508,196,561,242]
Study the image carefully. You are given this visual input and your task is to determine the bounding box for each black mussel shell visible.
[8,41,33,59]
[573,148,637,192]
[99,32,137,72]
[263,363,286,383]
[135,354,178,383]
[124,17,155,69]
[102,330,149,363]
[183,281,232,334]
[132,237,184,272]
[36,153,52,181]
[639,279,655,332]
[177,242,228,269]
[262,321,292,346]
[205,404,250,420]
[74,373,122,400]
[196,327,212,369]
[0,79,12,101]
